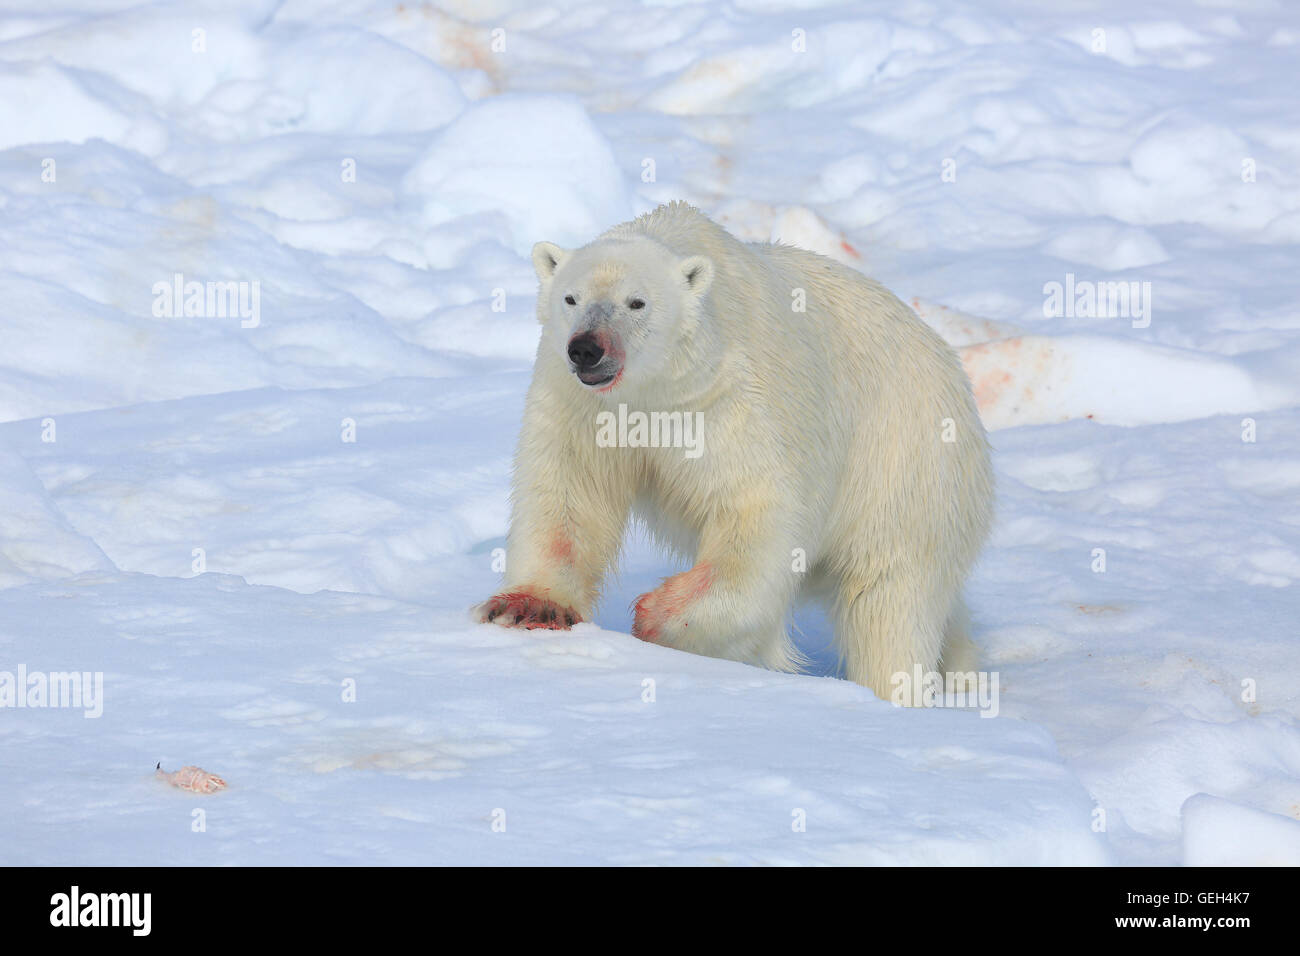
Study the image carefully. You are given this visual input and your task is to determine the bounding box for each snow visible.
[1182,794,1300,867]
[1,0,1298,865]
[402,94,634,256]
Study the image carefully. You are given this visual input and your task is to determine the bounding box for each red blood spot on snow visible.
[157,764,226,793]
[962,339,1025,412]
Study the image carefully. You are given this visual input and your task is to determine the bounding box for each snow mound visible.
[960,335,1294,430]
[401,95,633,258]
[1182,794,1300,866]
[0,439,112,588]
[0,61,162,154]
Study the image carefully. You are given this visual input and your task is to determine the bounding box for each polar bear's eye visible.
[564,294,577,306]
[628,298,645,310]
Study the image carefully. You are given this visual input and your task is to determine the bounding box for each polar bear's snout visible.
[567,332,605,371]
[566,328,624,389]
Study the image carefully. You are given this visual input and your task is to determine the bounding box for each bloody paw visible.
[476,590,580,630]
[632,563,714,643]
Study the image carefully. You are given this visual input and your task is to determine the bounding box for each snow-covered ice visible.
[1,0,1298,865]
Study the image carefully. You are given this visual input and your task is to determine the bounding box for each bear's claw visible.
[477,591,580,630]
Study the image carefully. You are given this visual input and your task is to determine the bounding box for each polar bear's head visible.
[531,236,714,394]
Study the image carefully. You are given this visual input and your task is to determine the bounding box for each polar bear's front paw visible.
[475,590,580,630]
[632,563,715,644]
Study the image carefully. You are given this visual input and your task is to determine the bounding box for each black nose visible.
[567,333,605,371]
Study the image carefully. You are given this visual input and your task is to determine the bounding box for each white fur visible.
[477,202,994,699]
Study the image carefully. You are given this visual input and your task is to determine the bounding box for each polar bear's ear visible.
[532,241,568,282]
[680,256,714,296]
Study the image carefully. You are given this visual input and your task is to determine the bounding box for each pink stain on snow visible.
[157,764,227,794]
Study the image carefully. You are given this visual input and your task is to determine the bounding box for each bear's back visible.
[601,201,744,258]
[599,204,969,415]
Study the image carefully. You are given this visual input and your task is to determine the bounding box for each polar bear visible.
[475,202,993,699]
